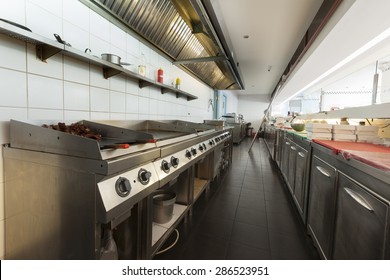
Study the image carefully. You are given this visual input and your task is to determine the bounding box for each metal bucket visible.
[153,190,176,224]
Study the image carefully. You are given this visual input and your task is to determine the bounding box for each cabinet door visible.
[307,156,337,259]
[281,139,291,179]
[287,143,297,193]
[333,173,389,259]
[294,146,308,216]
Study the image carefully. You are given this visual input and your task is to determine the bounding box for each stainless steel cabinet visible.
[333,173,389,259]
[293,145,309,220]
[287,143,297,193]
[280,137,291,180]
[307,156,337,259]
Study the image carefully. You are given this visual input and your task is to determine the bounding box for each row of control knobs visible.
[161,156,179,173]
[115,168,152,197]
[115,133,230,197]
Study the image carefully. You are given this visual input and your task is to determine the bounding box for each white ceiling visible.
[210,0,324,95]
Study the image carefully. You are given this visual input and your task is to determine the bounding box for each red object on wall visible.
[157,68,163,83]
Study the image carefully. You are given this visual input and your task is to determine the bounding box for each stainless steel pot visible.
[152,190,176,224]
[101,53,131,66]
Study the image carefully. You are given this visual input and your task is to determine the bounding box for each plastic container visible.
[153,190,176,224]
[175,77,181,89]
[157,68,163,83]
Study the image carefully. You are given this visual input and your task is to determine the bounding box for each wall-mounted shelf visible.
[0,21,198,101]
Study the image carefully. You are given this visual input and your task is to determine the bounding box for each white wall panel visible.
[28,74,63,109]
[0,35,26,71]
[0,68,27,107]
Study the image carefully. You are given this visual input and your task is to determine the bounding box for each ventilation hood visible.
[83,0,244,90]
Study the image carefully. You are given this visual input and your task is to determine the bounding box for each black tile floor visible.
[154,138,319,260]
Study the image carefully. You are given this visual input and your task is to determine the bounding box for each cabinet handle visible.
[344,188,374,212]
[298,152,305,158]
[291,146,297,151]
[316,166,331,177]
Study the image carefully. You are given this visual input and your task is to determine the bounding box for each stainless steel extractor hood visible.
[81,0,244,90]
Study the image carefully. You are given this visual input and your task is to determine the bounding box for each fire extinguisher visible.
[157,68,163,83]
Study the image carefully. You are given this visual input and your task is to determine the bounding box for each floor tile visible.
[154,138,319,260]
[230,222,270,250]
[226,242,271,260]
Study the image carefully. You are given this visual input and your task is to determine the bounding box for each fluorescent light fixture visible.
[286,26,390,103]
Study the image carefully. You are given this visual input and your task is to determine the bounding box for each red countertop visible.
[313,140,390,172]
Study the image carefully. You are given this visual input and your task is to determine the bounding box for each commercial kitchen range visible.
[3,119,233,260]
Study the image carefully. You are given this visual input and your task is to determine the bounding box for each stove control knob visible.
[185,150,192,159]
[115,177,131,197]
[209,140,213,146]
[161,160,171,173]
[191,148,197,156]
[199,145,204,151]
[171,156,179,168]
[203,143,207,150]
[138,168,151,185]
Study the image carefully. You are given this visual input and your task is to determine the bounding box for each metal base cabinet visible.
[307,155,337,259]
[332,173,390,259]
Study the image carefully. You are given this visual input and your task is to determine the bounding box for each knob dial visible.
[203,143,207,150]
[209,140,213,146]
[191,148,197,156]
[199,145,204,151]
[115,177,131,197]
[185,150,192,159]
[161,160,170,173]
[171,156,179,168]
[138,168,151,185]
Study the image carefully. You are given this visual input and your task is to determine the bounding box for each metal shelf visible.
[0,21,198,101]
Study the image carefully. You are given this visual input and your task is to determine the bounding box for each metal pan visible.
[101,53,131,66]
[0,18,31,32]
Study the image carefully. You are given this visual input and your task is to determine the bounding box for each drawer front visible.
[333,173,389,259]
[307,156,337,259]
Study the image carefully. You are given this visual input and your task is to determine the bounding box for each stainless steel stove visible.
[3,119,232,259]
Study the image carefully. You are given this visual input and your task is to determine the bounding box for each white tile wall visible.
[64,82,90,111]
[0,0,216,259]
[0,107,28,121]
[110,75,126,93]
[28,0,63,18]
[90,87,109,112]
[28,74,63,109]
[0,0,26,25]
[89,10,110,42]
[0,35,26,71]
[64,57,90,84]
[110,91,126,113]
[0,68,27,107]
[27,45,63,79]
[63,0,90,32]
[90,65,109,89]
[64,110,90,120]
[63,21,90,52]
[28,108,63,120]
[126,94,139,114]
[26,1,62,39]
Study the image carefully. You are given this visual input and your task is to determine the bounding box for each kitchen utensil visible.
[100,143,130,150]
[152,190,176,224]
[0,18,31,32]
[53,33,71,47]
[101,53,131,66]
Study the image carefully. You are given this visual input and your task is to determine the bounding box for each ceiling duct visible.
[84,0,244,90]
